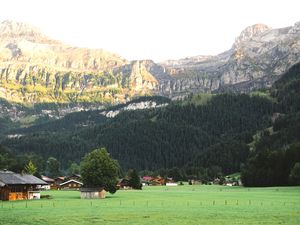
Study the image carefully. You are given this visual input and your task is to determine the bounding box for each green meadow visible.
[1,185,300,225]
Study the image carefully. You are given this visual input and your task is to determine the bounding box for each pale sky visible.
[0,0,299,62]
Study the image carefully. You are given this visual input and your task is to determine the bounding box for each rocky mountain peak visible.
[233,24,271,48]
[0,20,51,43]
[288,21,300,34]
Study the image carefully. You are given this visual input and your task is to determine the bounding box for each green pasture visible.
[1,185,300,225]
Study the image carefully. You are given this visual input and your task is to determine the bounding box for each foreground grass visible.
[1,185,300,224]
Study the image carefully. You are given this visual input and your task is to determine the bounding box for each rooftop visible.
[0,170,47,186]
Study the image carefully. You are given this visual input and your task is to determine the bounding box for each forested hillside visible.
[1,93,273,176]
[1,62,300,186]
[241,62,300,186]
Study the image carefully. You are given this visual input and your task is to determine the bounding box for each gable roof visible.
[41,175,55,182]
[0,170,47,186]
[60,179,83,186]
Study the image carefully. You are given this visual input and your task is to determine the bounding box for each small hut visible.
[80,187,106,199]
[0,170,47,201]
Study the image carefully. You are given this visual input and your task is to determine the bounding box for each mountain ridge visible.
[1,20,300,105]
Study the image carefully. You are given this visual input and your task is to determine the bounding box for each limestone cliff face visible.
[157,22,300,95]
[113,60,159,95]
[0,20,143,104]
[1,20,300,104]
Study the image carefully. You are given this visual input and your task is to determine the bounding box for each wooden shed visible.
[0,170,47,201]
[80,188,106,199]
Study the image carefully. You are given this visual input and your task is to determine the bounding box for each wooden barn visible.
[80,188,106,199]
[0,170,47,201]
[60,179,83,190]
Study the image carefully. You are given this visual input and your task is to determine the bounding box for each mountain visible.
[0,20,157,104]
[158,22,300,96]
[1,20,300,106]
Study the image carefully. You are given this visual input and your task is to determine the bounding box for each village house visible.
[117,178,131,189]
[54,176,65,185]
[60,179,83,190]
[67,174,81,181]
[141,176,152,186]
[151,176,173,186]
[41,175,55,190]
[0,170,47,201]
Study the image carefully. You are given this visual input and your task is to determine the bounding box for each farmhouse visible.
[117,178,131,189]
[41,175,55,190]
[60,179,83,190]
[55,176,65,185]
[80,187,106,199]
[0,170,47,201]
[150,176,171,186]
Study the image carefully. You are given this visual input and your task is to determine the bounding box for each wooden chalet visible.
[48,176,66,190]
[0,170,47,201]
[117,178,131,189]
[60,179,83,190]
[55,176,65,185]
[150,177,168,186]
[41,175,55,190]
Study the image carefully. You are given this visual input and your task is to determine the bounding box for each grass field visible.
[1,185,300,225]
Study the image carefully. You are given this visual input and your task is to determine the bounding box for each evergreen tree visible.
[24,160,37,175]
[127,169,142,189]
[290,162,300,185]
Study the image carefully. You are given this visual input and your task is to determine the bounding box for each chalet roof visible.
[69,174,81,178]
[0,170,47,186]
[41,175,55,182]
[118,178,129,183]
[60,179,83,186]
